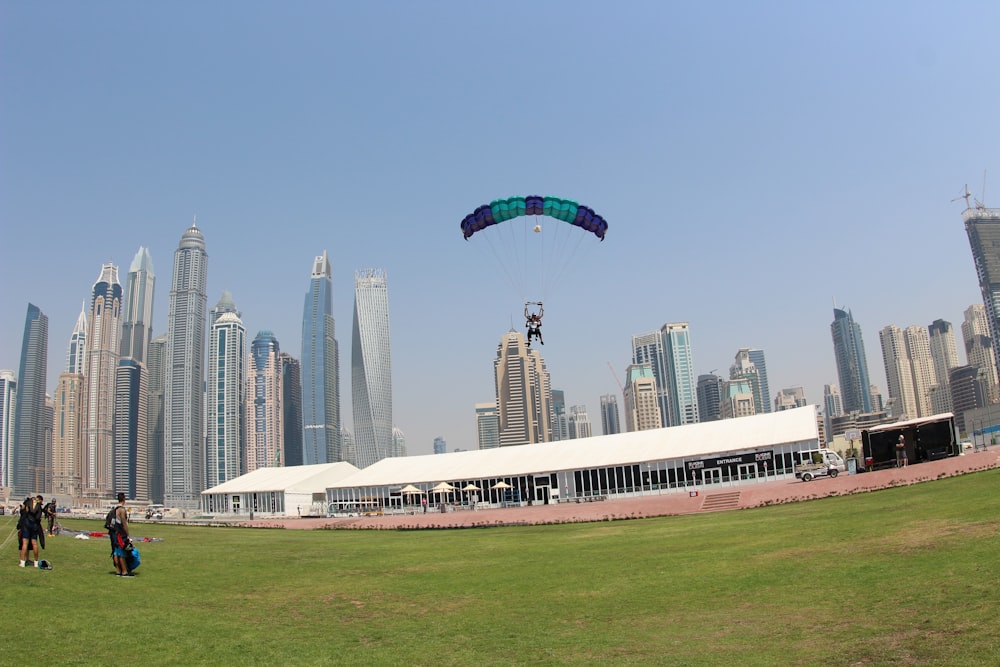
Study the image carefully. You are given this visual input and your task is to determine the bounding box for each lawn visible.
[5,469,999,666]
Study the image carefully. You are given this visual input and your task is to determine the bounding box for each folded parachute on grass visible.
[460,195,608,241]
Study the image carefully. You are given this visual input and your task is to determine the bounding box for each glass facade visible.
[351,269,392,468]
[301,251,340,465]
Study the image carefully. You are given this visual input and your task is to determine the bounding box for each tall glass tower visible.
[963,205,1000,392]
[351,269,393,468]
[13,303,48,495]
[207,293,246,485]
[146,335,167,503]
[83,263,122,499]
[831,307,873,414]
[67,303,87,375]
[599,394,621,435]
[280,353,303,467]
[164,223,208,509]
[120,246,155,364]
[301,250,340,464]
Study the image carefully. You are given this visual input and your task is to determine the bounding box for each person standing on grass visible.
[109,493,133,577]
[18,497,41,567]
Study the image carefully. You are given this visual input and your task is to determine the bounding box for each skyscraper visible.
[301,251,340,465]
[961,304,999,404]
[392,426,406,458]
[120,247,155,365]
[696,373,722,422]
[494,330,553,446]
[475,402,500,449]
[280,353,303,467]
[599,394,621,435]
[928,319,959,413]
[67,303,87,375]
[963,205,1000,391]
[52,370,83,502]
[631,323,699,428]
[82,263,122,500]
[0,370,16,491]
[774,387,806,411]
[568,405,592,439]
[146,335,167,503]
[113,359,147,500]
[747,349,772,414]
[433,436,446,454]
[13,303,48,495]
[246,331,283,472]
[623,363,661,432]
[351,269,393,467]
[164,223,208,509]
[207,293,246,486]
[831,307,873,414]
[879,324,935,419]
[730,349,766,416]
[550,389,568,441]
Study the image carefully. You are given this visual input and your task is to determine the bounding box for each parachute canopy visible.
[461,196,608,241]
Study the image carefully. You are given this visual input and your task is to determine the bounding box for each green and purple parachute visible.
[460,196,608,241]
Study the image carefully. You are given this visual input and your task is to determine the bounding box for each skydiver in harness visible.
[525,302,544,346]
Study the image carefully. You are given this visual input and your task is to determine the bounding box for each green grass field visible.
[5,469,999,666]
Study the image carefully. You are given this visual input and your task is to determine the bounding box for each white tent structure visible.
[201,462,359,517]
[326,406,821,512]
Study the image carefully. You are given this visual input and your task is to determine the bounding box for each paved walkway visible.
[240,449,1000,531]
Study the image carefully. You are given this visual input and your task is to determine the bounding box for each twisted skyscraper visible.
[351,269,392,468]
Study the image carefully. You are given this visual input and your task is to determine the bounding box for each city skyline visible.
[1,3,997,457]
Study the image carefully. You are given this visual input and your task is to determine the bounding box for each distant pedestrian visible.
[896,435,907,468]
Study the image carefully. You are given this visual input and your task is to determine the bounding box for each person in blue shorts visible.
[109,493,134,577]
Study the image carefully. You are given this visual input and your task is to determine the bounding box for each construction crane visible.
[607,362,624,394]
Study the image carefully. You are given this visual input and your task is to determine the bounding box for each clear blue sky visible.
[1,2,997,456]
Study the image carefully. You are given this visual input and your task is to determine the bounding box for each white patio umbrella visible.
[399,484,424,510]
[462,483,482,506]
[490,480,513,505]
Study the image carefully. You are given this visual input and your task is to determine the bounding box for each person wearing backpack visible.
[18,497,41,567]
[108,493,133,577]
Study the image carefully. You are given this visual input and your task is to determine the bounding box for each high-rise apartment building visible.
[928,319,959,413]
[730,349,766,416]
[113,359,147,500]
[475,402,500,449]
[568,405,592,439]
[246,331,283,472]
[120,247,155,365]
[631,323,699,427]
[831,307,873,414]
[340,426,356,466]
[13,304,48,495]
[433,436,446,454]
[0,370,16,491]
[52,371,83,501]
[823,384,843,418]
[146,335,167,503]
[280,353,303,467]
[67,303,87,375]
[963,205,1000,394]
[164,223,208,509]
[351,269,393,467]
[623,363,661,432]
[721,378,755,419]
[550,389,568,441]
[961,304,999,404]
[696,373,722,422]
[494,330,553,446]
[207,293,246,486]
[774,387,806,412]
[301,251,340,465]
[82,263,122,500]
[599,394,621,435]
[880,324,936,420]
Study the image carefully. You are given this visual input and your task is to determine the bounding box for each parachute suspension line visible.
[480,227,525,302]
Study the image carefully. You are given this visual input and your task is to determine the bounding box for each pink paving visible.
[240,449,1000,531]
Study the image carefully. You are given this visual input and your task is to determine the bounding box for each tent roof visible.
[330,406,819,489]
[865,412,953,433]
[202,462,360,495]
